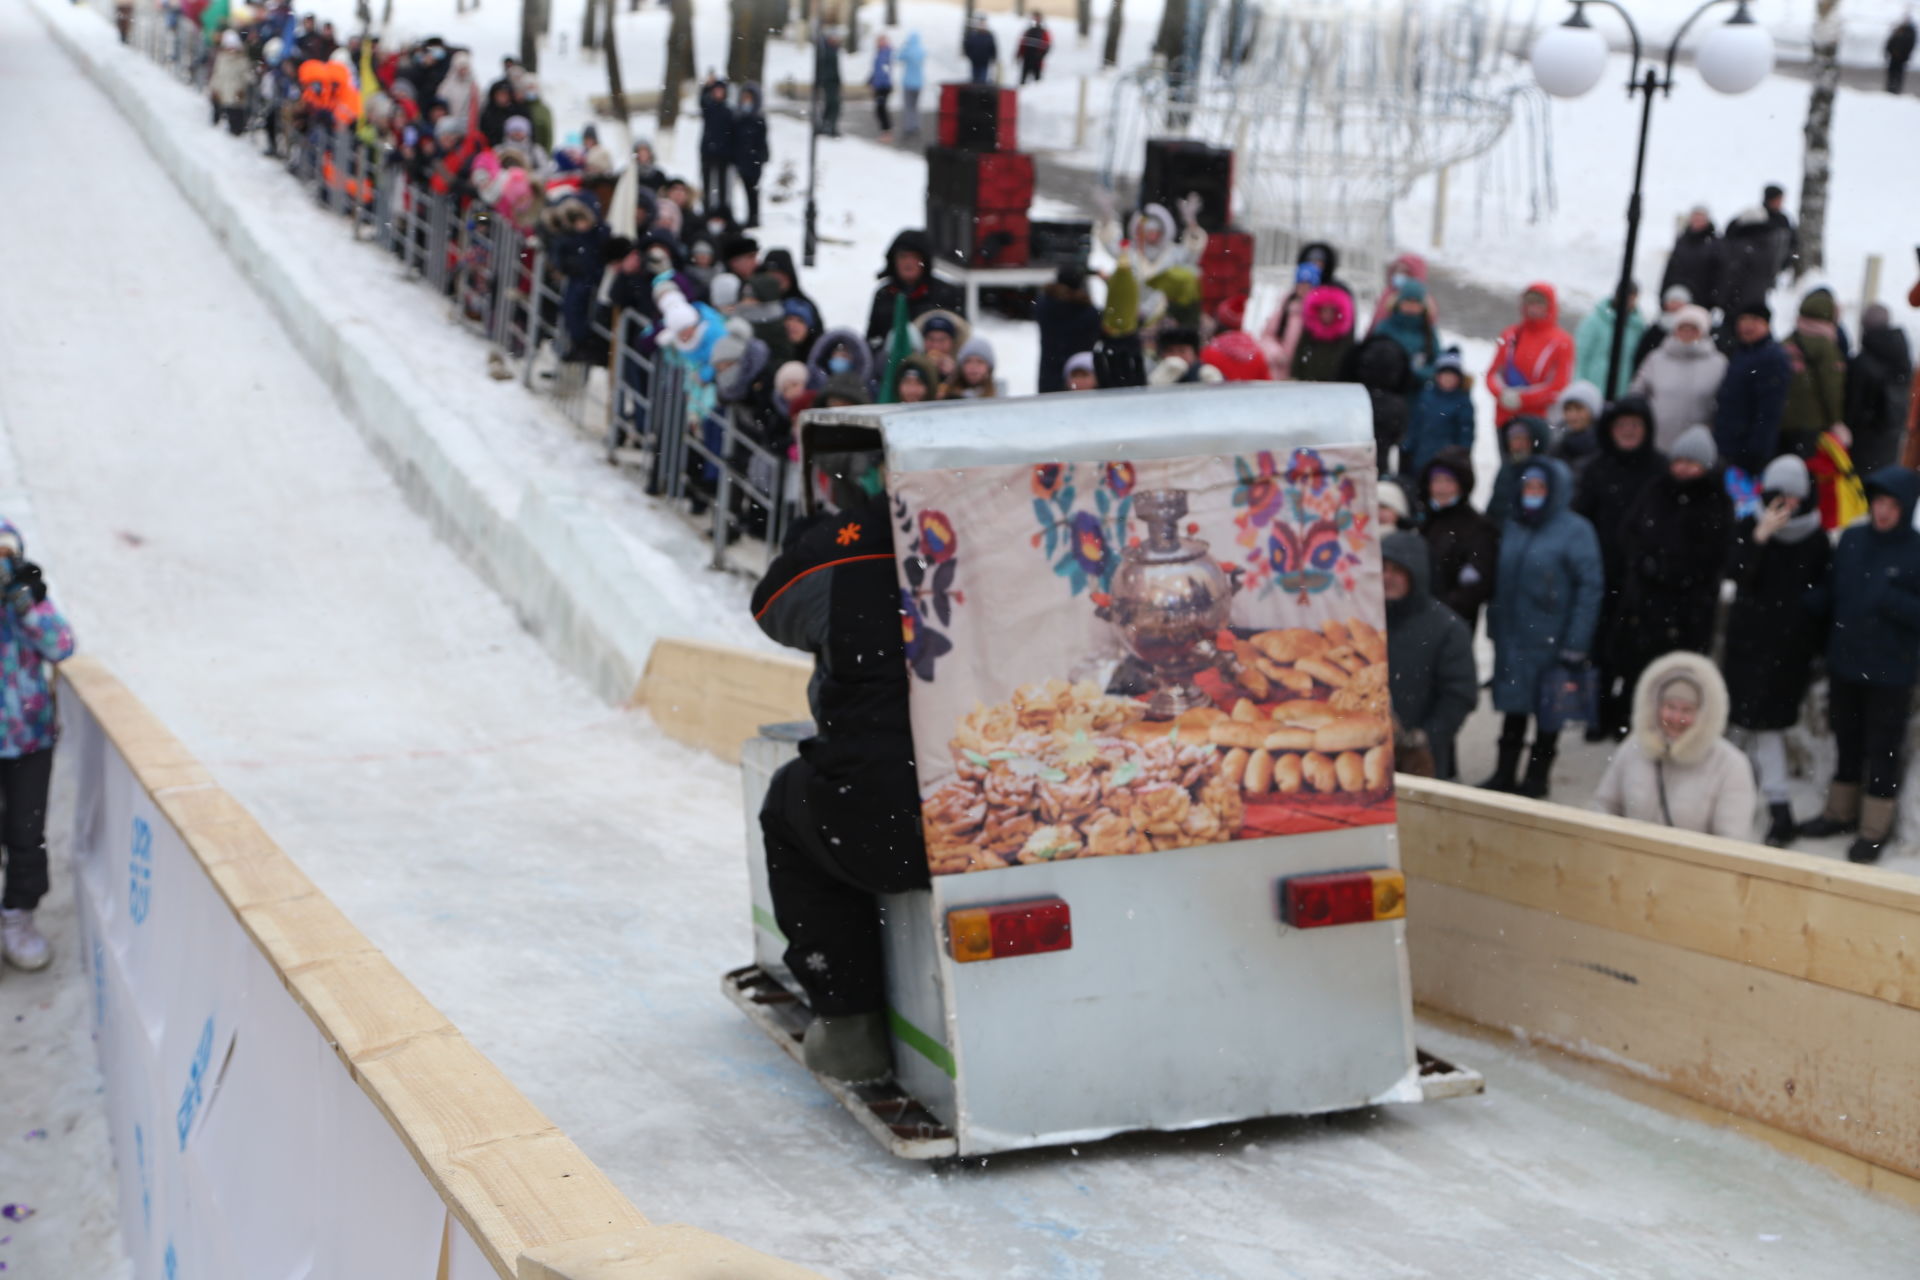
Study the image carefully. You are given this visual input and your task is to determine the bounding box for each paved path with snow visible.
[4,2,1919,1275]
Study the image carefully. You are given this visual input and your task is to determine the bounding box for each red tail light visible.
[1281,870,1407,929]
[947,898,1072,963]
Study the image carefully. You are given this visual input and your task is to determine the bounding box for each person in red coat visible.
[1488,282,1575,432]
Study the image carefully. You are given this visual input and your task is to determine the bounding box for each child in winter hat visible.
[1403,346,1476,478]
[943,337,998,399]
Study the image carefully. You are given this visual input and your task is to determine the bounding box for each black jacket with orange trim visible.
[752,496,911,749]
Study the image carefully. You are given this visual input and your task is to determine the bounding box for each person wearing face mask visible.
[1418,447,1499,633]
[0,522,76,973]
[1799,467,1920,862]
[1484,458,1604,797]
[1366,252,1432,333]
[808,327,875,397]
[1592,653,1756,839]
[1487,283,1575,431]
[1573,395,1666,739]
[1382,532,1478,780]
[1631,305,1728,452]
[1606,426,1735,728]
[1723,455,1831,847]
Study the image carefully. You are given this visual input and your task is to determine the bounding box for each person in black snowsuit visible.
[866,229,966,347]
[754,494,929,1081]
[1716,208,1791,345]
[963,15,998,83]
[1035,267,1103,394]
[1846,303,1914,475]
[1604,424,1734,724]
[1723,454,1831,847]
[1571,394,1666,739]
[1417,447,1499,634]
[1660,208,1721,312]
[731,83,770,230]
[1382,532,1478,780]
[698,79,735,220]
[1887,16,1916,94]
[1799,467,1920,862]
[1342,333,1415,474]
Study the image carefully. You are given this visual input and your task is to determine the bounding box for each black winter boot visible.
[1516,739,1558,799]
[1763,802,1798,848]
[1478,741,1523,792]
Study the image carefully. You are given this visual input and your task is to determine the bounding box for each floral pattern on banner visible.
[1233,449,1368,603]
[897,497,962,681]
[1029,462,1137,598]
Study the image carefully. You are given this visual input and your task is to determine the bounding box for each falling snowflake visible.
[804,952,830,974]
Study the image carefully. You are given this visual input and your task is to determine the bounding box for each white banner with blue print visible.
[59,679,469,1280]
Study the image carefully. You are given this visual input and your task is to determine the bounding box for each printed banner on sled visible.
[889,445,1393,876]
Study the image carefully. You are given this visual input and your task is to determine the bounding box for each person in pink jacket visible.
[1259,261,1323,380]
[1488,282,1576,430]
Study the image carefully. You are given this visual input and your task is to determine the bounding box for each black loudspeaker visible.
[1028,219,1093,268]
[1139,138,1233,233]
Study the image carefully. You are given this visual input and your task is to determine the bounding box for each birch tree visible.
[1798,0,1842,275]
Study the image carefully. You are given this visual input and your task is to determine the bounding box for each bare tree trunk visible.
[520,0,543,71]
[658,0,694,130]
[1077,0,1091,39]
[1799,0,1842,276]
[581,0,598,52]
[604,0,628,127]
[845,1,860,53]
[1102,0,1124,67]
[380,0,394,31]
[885,0,897,26]
[730,0,782,84]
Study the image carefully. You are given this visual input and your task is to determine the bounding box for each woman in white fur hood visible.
[1591,651,1756,840]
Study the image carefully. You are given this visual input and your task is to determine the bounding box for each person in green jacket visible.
[1779,287,1850,459]
[1574,283,1647,400]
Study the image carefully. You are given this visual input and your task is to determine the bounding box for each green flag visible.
[879,292,914,404]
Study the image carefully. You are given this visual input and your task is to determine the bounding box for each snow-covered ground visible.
[9,1,1920,1276]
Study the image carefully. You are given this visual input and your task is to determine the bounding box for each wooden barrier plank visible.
[519,1226,823,1280]
[1397,777,1920,1010]
[58,658,832,1280]
[1408,879,1920,1181]
[633,638,810,765]
[356,1038,647,1276]
[287,951,456,1063]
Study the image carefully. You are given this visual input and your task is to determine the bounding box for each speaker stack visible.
[928,85,1032,269]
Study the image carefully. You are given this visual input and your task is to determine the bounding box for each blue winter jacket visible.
[869,45,894,91]
[1401,382,1475,478]
[1808,466,1920,686]
[1488,458,1605,715]
[900,33,926,91]
[1714,336,1792,475]
[0,521,75,759]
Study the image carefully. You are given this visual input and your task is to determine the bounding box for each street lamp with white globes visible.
[1530,0,1775,397]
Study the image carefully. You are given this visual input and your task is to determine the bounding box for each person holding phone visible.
[1723,456,1830,846]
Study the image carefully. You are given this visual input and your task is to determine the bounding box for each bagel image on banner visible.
[888,444,1392,877]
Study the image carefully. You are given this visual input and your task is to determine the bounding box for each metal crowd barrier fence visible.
[113,7,803,577]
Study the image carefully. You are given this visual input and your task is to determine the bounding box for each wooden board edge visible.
[1414,1007,1920,1213]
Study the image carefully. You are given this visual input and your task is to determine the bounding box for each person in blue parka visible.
[1797,466,1920,863]
[1484,457,1604,799]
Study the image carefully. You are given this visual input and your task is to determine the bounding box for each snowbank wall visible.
[59,655,823,1280]
[642,636,1920,1205]
[1397,775,1920,1205]
[34,0,694,709]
